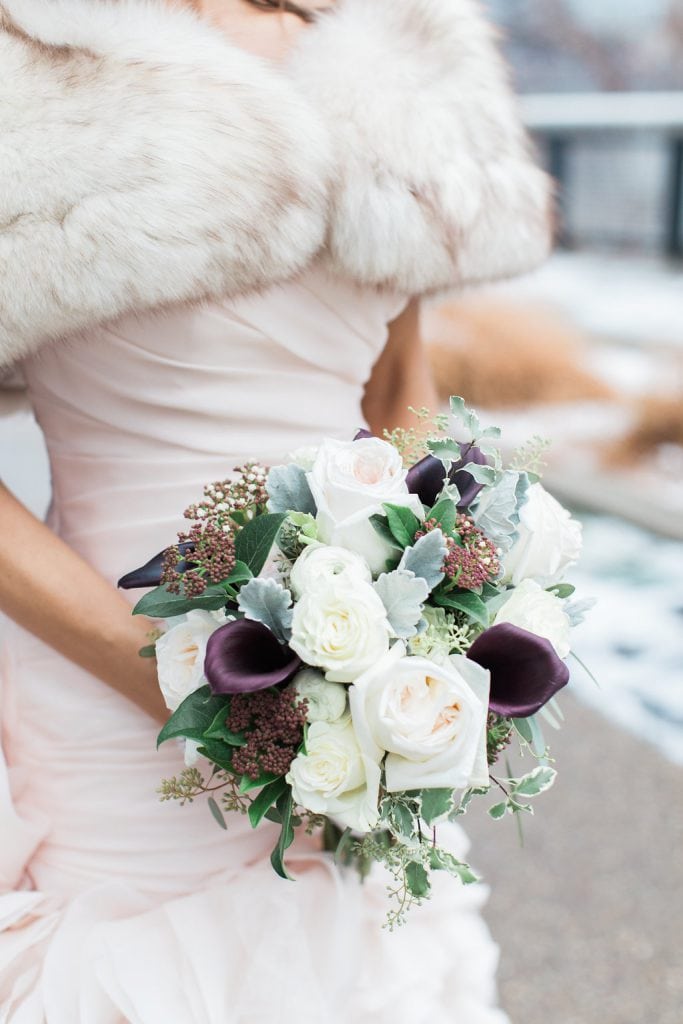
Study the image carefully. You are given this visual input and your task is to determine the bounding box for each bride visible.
[0,0,551,1020]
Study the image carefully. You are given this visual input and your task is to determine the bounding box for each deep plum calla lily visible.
[353,429,487,511]
[406,442,488,510]
[204,618,302,695]
[118,542,195,590]
[466,623,570,718]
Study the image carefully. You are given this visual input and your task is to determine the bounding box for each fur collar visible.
[0,0,551,367]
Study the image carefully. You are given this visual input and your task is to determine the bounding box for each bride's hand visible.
[0,483,168,723]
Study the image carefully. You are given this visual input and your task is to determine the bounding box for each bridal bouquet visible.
[121,398,589,926]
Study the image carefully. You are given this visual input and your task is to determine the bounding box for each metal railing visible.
[520,92,683,258]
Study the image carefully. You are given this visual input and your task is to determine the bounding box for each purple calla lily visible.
[353,427,487,510]
[205,618,302,695]
[466,623,570,718]
[118,541,195,590]
[406,442,488,510]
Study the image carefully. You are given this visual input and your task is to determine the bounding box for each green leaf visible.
[427,497,457,536]
[133,583,228,618]
[234,513,287,576]
[369,514,401,550]
[420,788,454,825]
[429,847,479,884]
[547,583,576,599]
[239,771,280,793]
[270,791,296,880]
[383,798,417,839]
[512,717,534,744]
[157,686,229,747]
[207,796,227,830]
[511,766,557,797]
[433,590,490,627]
[405,862,431,899]
[138,644,157,658]
[223,561,253,587]
[248,777,288,828]
[197,740,238,773]
[382,503,421,549]
[488,801,508,820]
[203,706,246,747]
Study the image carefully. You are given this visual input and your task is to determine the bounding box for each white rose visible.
[287,717,381,832]
[290,577,391,683]
[307,437,424,575]
[289,543,371,599]
[494,578,571,659]
[503,482,582,588]
[291,669,348,723]
[155,609,224,711]
[349,644,490,793]
[288,445,319,471]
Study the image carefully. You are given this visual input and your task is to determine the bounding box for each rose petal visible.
[353,429,374,441]
[466,623,569,718]
[204,618,302,695]
[118,541,195,589]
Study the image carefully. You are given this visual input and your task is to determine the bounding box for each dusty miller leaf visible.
[398,529,447,590]
[473,471,530,553]
[267,464,317,515]
[374,570,429,638]
[237,577,293,643]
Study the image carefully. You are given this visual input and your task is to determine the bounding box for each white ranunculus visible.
[494,578,571,659]
[307,437,424,575]
[503,482,582,588]
[291,668,348,723]
[287,717,381,832]
[290,577,391,683]
[349,643,490,793]
[289,542,371,599]
[155,609,225,711]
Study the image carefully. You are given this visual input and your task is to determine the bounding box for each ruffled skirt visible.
[0,622,509,1024]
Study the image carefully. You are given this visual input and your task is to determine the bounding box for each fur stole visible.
[0,0,551,367]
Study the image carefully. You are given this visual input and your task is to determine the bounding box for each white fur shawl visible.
[0,0,552,368]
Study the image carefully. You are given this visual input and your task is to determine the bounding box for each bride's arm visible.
[0,482,166,721]
[362,299,440,436]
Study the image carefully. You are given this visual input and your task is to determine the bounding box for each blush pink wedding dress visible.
[0,264,509,1023]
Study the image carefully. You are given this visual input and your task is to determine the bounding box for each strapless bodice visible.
[22,265,406,582]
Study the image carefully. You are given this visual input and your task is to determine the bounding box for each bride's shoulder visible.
[0,0,551,370]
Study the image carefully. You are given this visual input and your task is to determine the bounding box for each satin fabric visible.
[0,265,509,1022]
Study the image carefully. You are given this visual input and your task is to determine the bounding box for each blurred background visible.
[1,3,682,1022]
[433,3,682,1022]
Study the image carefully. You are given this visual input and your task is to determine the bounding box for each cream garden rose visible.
[288,542,371,599]
[291,668,348,723]
[307,437,424,574]
[502,482,582,588]
[286,717,381,832]
[289,576,391,683]
[494,578,571,658]
[349,643,490,793]
[155,609,224,711]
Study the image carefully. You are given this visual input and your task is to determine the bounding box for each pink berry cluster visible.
[228,690,307,781]
[417,514,500,591]
[161,520,236,596]
[160,463,268,595]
